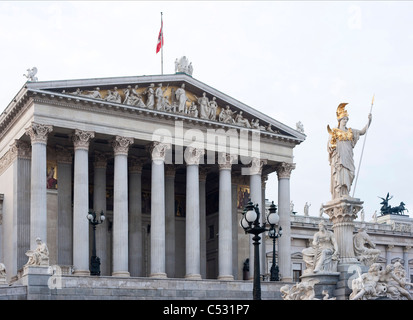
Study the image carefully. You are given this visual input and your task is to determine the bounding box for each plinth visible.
[323,196,363,299]
[300,272,340,300]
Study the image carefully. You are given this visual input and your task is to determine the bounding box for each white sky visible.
[1,1,412,222]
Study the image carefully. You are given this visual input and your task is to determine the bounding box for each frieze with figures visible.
[62,83,279,134]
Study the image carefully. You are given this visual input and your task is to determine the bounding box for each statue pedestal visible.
[20,265,51,286]
[323,197,363,264]
[334,263,369,300]
[300,272,340,300]
[324,196,364,299]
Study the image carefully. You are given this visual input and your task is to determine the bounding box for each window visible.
[292,263,302,282]
[293,270,302,283]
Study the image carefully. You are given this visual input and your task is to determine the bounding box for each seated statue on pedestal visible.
[353,225,381,266]
[302,220,340,274]
[25,237,49,266]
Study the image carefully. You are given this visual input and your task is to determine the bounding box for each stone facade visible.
[0,73,305,296]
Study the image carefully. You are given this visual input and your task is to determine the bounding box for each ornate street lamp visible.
[87,210,105,276]
[267,201,282,281]
[239,199,267,300]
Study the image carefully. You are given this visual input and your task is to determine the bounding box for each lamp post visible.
[267,201,282,281]
[240,199,280,300]
[87,210,105,276]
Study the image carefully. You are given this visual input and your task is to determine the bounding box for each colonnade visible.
[24,122,295,279]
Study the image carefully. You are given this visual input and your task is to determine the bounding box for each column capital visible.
[10,140,31,160]
[184,147,204,166]
[218,153,237,170]
[25,122,53,145]
[56,145,73,164]
[323,197,363,224]
[404,246,412,252]
[147,141,171,162]
[72,129,95,150]
[244,157,267,175]
[275,162,296,179]
[112,136,134,156]
[93,151,108,168]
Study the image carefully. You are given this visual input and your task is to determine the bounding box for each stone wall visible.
[0,285,26,300]
[12,267,289,300]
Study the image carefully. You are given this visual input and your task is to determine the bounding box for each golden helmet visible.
[336,103,349,120]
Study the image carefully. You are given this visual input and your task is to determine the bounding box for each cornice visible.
[0,91,33,140]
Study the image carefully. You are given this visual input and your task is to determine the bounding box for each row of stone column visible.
[24,123,135,276]
[23,122,296,280]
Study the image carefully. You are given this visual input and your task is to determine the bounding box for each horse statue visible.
[379,193,409,215]
[390,202,409,215]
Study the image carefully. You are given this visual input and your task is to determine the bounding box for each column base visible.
[73,270,90,276]
[185,274,202,280]
[218,275,234,281]
[112,271,130,277]
[149,272,167,279]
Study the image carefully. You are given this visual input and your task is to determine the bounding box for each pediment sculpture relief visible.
[62,83,280,134]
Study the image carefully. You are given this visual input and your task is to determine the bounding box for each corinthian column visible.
[247,157,267,279]
[72,129,95,276]
[128,157,144,277]
[148,141,171,278]
[56,145,73,266]
[93,151,108,275]
[323,198,362,265]
[184,147,204,279]
[218,153,237,280]
[25,122,53,250]
[165,165,176,278]
[10,140,31,270]
[275,162,295,282]
[199,167,208,279]
[112,136,134,277]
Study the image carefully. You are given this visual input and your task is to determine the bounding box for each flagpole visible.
[352,94,374,198]
[161,12,163,75]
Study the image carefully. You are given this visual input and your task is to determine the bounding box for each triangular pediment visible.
[22,74,305,143]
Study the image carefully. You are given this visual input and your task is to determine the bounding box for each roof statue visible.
[296,121,304,133]
[175,56,193,76]
[23,67,38,82]
[378,193,409,216]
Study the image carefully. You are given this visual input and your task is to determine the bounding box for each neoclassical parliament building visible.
[0,62,411,299]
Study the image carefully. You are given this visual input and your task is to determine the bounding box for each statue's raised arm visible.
[359,113,373,135]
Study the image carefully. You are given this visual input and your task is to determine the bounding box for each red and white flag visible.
[156,18,164,54]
